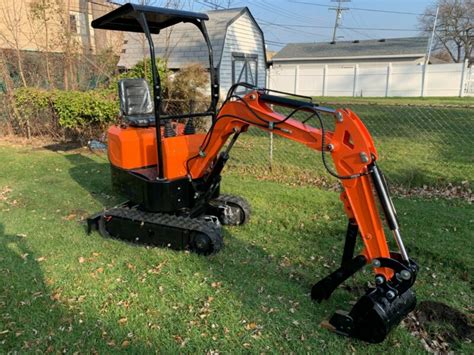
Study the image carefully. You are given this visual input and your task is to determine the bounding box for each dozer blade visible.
[329,287,416,343]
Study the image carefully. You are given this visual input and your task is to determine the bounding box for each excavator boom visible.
[188,88,418,342]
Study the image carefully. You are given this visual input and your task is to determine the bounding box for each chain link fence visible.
[225,102,474,188]
[0,94,11,136]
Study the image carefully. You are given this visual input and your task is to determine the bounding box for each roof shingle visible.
[273,37,429,60]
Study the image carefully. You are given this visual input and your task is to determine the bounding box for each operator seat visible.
[118,78,156,127]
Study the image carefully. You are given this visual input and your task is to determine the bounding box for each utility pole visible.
[425,5,439,65]
[329,0,350,43]
[421,5,439,97]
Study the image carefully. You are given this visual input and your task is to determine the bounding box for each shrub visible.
[13,87,118,141]
[168,64,209,102]
[164,64,212,131]
[8,61,211,141]
[52,90,118,128]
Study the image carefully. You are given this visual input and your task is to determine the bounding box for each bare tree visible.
[419,0,473,63]
[0,51,21,135]
[53,0,81,90]
[0,1,28,87]
[29,0,56,87]
[202,0,235,9]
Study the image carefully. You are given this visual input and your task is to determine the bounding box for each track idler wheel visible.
[190,229,223,256]
[209,194,251,226]
[329,287,417,343]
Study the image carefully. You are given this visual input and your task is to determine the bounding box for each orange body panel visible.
[108,125,158,170]
[107,124,203,180]
[162,134,206,179]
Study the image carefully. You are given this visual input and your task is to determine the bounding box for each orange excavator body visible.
[108,123,207,180]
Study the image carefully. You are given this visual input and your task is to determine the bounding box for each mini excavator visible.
[88,4,418,343]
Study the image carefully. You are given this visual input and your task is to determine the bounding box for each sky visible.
[120,0,437,51]
[191,0,436,51]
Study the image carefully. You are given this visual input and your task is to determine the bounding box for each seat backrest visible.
[118,78,153,116]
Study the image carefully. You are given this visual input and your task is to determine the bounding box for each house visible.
[118,7,267,98]
[0,0,122,55]
[272,37,429,67]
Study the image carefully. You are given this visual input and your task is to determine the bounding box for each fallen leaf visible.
[245,322,257,330]
[121,340,129,348]
[118,317,128,325]
[63,214,77,221]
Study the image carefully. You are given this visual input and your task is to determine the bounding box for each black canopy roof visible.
[91,3,209,34]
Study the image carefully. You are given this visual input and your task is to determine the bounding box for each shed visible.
[118,7,267,98]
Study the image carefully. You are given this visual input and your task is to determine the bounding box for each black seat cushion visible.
[118,78,156,127]
[124,114,156,127]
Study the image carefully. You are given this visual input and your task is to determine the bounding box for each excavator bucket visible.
[329,287,417,343]
[314,250,418,342]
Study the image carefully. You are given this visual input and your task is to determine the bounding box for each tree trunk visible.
[44,8,53,88]
[15,47,27,87]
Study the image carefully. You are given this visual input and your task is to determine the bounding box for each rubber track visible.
[103,207,224,253]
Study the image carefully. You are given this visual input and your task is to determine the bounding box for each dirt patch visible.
[392,182,473,204]
[403,300,473,352]
[0,135,57,148]
[42,142,83,152]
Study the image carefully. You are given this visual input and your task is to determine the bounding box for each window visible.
[232,53,258,93]
[69,14,78,33]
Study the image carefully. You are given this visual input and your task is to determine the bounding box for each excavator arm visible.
[189,89,418,343]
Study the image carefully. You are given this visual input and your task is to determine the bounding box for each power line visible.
[256,0,320,25]
[288,0,431,16]
[257,19,327,37]
[264,23,422,32]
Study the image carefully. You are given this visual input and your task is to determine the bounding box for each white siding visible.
[219,12,266,98]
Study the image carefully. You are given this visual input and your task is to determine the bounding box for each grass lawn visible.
[0,144,473,353]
